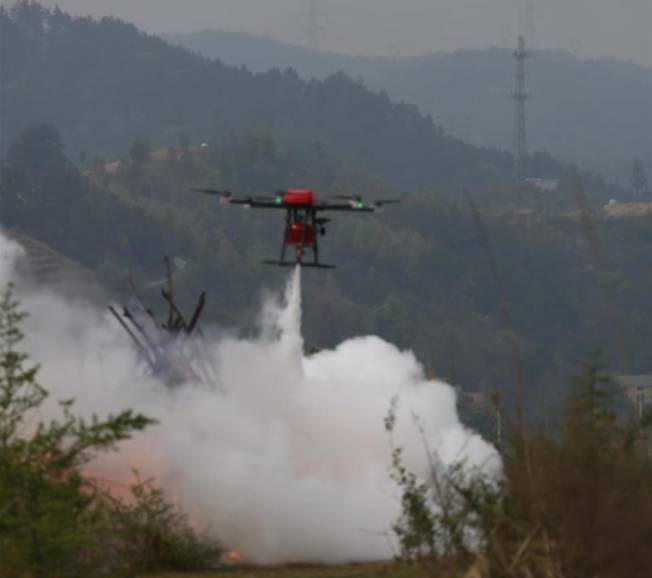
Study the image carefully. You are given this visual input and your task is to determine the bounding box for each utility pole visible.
[303,0,324,52]
[513,35,528,185]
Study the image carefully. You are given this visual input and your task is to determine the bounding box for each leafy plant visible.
[0,284,153,576]
[0,284,224,576]
[102,471,222,574]
[389,353,652,577]
[385,398,500,567]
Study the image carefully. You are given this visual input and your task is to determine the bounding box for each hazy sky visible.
[4,0,651,66]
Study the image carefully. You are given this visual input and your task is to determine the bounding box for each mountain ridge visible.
[0,3,513,197]
[165,30,652,185]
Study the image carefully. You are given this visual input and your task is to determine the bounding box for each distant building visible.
[524,178,560,193]
[613,375,652,417]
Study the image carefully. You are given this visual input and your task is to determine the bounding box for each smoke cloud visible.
[0,231,499,563]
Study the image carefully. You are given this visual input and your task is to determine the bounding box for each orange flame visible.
[84,436,209,531]
[226,549,246,563]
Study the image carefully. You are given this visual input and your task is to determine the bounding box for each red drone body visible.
[285,222,315,247]
[284,189,319,206]
[283,190,318,246]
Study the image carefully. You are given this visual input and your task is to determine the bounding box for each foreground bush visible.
[102,472,222,574]
[0,286,221,577]
[389,352,652,577]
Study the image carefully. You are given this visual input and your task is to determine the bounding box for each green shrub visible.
[102,471,222,574]
[0,285,221,576]
[389,352,652,577]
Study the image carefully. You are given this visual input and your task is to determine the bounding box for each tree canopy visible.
[0,1,618,198]
[2,124,651,424]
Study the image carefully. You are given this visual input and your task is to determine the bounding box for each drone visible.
[190,188,399,268]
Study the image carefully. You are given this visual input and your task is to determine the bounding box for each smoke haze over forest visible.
[1,1,652,572]
[2,0,651,66]
[0,231,499,562]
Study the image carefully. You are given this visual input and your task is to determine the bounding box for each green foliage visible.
[0,285,44,448]
[388,445,437,562]
[102,472,222,574]
[0,285,154,576]
[0,123,81,244]
[0,285,221,577]
[389,352,652,577]
[3,120,652,425]
[129,139,152,165]
[385,399,500,565]
[384,401,437,562]
[0,1,557,195]
[2,7,647,424]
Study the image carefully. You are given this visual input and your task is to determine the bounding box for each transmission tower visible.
[513,35,529,184]
[519,0,538,50]
[303,0,324,52]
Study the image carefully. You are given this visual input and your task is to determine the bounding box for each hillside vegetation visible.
[2,4,652,574]
[0,2,625,198]
[167,30,652,185]
[1,2,649,423]
[2,123,651,426]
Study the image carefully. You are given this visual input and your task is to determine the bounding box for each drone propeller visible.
[190,188,232,197]
[330,195,362,201]
[242,191,286,202]
[372,199,401,207]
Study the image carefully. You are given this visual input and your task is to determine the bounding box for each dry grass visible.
[144,562,431,578]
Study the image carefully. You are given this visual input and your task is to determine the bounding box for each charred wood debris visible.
[109,257,220,389]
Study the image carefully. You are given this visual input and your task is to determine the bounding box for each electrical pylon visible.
[303,0,324,52]
[520,0,538,50]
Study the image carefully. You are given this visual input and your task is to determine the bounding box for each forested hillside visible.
[0,2,622,199]
[2,1,649,425]
[168,30,652,186]
[374,50,652,184]
[3,123,651,424]
[2,3,652,574]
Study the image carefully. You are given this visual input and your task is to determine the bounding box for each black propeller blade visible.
[190,188,232,197]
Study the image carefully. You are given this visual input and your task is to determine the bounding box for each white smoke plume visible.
[0,231,500,564]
